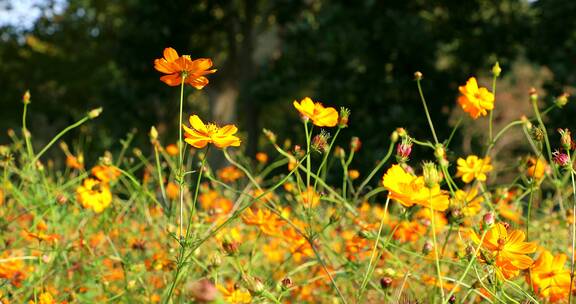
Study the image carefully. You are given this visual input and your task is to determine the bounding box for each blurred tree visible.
[0,0,540,170]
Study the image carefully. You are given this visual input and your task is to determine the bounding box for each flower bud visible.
[555,93,569,108]
[529,88,538,103]
[414,71,423,80]
[22,90,31,104]
[422,162,440,188]
[311,130,330,154]
[334,146,345,159]
[263,128,277,144]
[350,137,361,152]
[492,62,501,78]
[531,126,544,142]
[390,131,399,143]
[558,128,572,150]
[150,126,158,143]
[281,277,293,290]
[338,107,350,128]
[448,295,456,304]
[243,274,265,294]
[88,107,103,119]
[396,138,412,163]
[380,277,393,289]
[189,278,218,303]
[553,150,570,167]
[434,144,445,160]
[483,212,495,227]
[422,240,433,255]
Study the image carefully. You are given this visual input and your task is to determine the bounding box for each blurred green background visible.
[0,0,575,169]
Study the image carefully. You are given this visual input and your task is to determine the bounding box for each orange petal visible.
[163,47,179,62]
[160,74,182,86]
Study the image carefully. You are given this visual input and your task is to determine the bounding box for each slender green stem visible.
[357,197,390,302]
[416,78,439,145]
[154,144,168,210]
[178,78,186,241]
[304,121,312,188]
[488,74,497,143]
[353,140,395,204]
[32,116,91,164]
[430,191,445,302]
[313,127,341,190]
[22,102,34,161]
[568,149,576,304]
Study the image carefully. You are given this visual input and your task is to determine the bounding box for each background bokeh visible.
[0,0,575,170]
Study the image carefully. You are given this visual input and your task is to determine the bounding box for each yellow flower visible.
[298,187,321,208]
[526,156,547,180]
[470,223,537,279]
[382,165,449,211]
[528,250,571,301]
[452,188,483,217]
[182,115,241,149]
[293,97,339,127]
[29,292,55,304]
[456,155,493,183]
[76,178,112,213]
[457,77,494,119]
[217,284,252,304]
[91,165,121,183]
[242,208,283,236]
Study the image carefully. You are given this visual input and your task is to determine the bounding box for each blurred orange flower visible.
[457,77,494,119]
[528,250,571,301]
[154,47,216,88]
[182,115,241,149]
[166,182,179,200]
[91,165,121,183]
[242,208,283,236]
[456,155,493,183]
[255,152,269,164]
[382,165,449,211]
[293,97,339,127]
[218,166,243,182]
[165,144,178,156]
[527,156,547,180]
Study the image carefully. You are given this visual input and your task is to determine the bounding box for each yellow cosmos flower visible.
[528,250,571,301]
[382,164,450,211]
[452,188,483,217]
[217,284,252,304]
[76,178,112,213]
[471,223,536,279]
[241,208,283,236]
[457,77,494,119]
[293,97,339,127]
[182,115,241,149]
[456,155,493,183]
[526,156,547,180]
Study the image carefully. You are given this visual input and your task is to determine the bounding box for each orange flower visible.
[91,165,121,183]
[165,144,178,156]
[217,284,252,304]
[391,220,426,243]
[182,115,241,149]
[0,251,27,287]
[0,188,3,206]
[66,155,83,169]
[457,77,494,119]
[298,187,321,208]
[414,208,447,234]
[528,250,571,301]
[470,223,536,279]
[255,152,269,164]
[166,182,179,200]
[382,165,450,211]
[199,190,233,216]
[242,208,283,236]
[293,97,339,127]
[217,166,244,182]
[154,47,216,88]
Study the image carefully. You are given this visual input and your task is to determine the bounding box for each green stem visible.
[416,78,439,145]
[178,78,186,241]
[430,191,445,302]
[568,150,576,304]
[32,116,91,164]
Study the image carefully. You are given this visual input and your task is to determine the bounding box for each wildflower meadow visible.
[1,45,576,304]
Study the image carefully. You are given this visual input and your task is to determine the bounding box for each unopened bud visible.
[483,212,495,227]
[334,146,345,159]
[422,240,433,255]
[434,144,445,160]
[311,130,330,153]
[189,278,218,302]
[396,138,412,163]
[22,90,31,104]
[531,126,544,142]
[350,137,361,152]
[553,150,570,167]
[414,71,423,80]
[422,162,440,188]
[529,88,538,103]
[380,277,393,289]
[556,93,569,108]
[338,107,350,128]
[491,62,501,78]
[88,107,103,119]
[558,128,572,150]
[263,129,277,144]
[150,126,158,142]
[281,277,293,289]
[244,275,265,294]
[390,131,399,143]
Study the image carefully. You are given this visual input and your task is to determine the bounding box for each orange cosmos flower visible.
[391,220,426,243]
[182,115,241,149]
[242,208,283,236]
[165,182,179,200]
[217,283,252,304]
[165,144,178,156]
[154,47,216,88]
[91,165,121,183]
[298,187,321,208]
[526,156,548,180]
[456,155,493,183]
[0,251,28,287]
[470,223,536,279]
[293,97,339,127]
[255,152,269,164]
[457,77,494,119]
[528,250,571,302]
[76,178,113,213]
[382,165,450,211]
[217,166,244,182]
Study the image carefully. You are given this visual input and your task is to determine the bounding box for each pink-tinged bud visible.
[558,128,572,150]
[380,277,393,289]
[483,212,495,227]
[422,240,433,255]
[553,150,570,167]
[395,138,412,163]
[280,277,293,289]
[350,136,361,152]
[189,279,218,302]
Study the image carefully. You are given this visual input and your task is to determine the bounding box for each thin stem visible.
[568,149,576,304]
[357,197,390,302]
[32,116,91,164]
[488,74,497,143]
[416,78,439,145]
[22,102,34,161]
[154,144,168,210]
[430,192,445,302]
[178,78,186,241]
[353,140,395,204]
